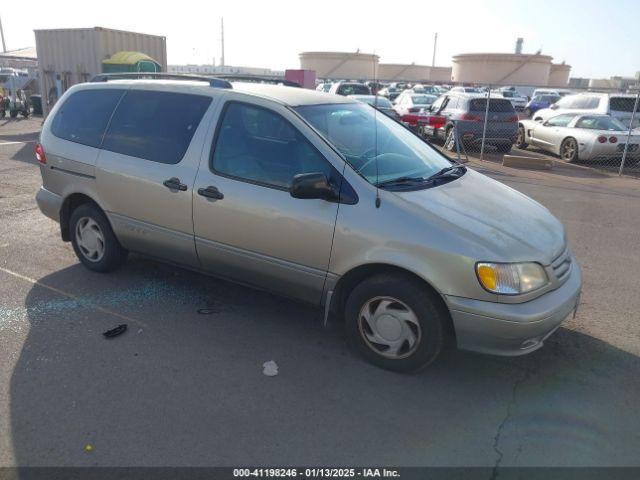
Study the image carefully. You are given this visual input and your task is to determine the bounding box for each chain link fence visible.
[392,84,640,177]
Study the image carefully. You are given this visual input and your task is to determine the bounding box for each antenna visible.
[373,50,381,209]
[0,16,7,53]
[220,17,225,67]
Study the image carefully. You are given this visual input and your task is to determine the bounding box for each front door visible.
[193,99,343,304]
[96,88,217,268]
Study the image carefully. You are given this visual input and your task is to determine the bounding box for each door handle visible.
[163,177,188,191]
[197,186,224,200]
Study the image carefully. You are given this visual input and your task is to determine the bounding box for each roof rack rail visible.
[213,74,301,88]
[90,72,233,89]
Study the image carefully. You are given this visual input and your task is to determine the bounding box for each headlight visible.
[476,262,548,295]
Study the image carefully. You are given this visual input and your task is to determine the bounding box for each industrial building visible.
[35,27,167,116]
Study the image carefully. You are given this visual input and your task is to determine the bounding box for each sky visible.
[1,0,638,79]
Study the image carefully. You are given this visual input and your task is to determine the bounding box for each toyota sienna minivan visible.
[35,74,582,372]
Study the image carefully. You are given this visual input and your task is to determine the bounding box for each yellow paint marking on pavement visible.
[0,265,148,328]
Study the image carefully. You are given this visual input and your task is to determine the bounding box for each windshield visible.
[411,94,437,105]
[575,116,628,131]
[295,103,455,186]
[337,84,371,95]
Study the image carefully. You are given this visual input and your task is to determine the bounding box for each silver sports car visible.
[516,114,640,162]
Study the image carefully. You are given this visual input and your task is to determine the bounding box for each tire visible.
[515,125,528,149]
[9,110,17,118]
[443,126,456,152]
[345,273,446,372]
[70,203,127,272]
[560,137,579,163]
[496,143,512,154]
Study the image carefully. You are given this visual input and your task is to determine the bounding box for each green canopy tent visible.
[102,51,161,73]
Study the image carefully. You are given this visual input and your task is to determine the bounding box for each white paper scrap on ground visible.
[262,360,278,377]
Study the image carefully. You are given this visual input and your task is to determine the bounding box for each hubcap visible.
[358,297,422,359]
[563,140,576,160]
[75,217,105,262]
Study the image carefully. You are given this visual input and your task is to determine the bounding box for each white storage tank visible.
[451,53,553,86]
[548,63,571,87]
[35,27,167,116]
[299,51,379,80]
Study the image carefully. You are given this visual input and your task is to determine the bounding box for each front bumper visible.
[446,262,582,356]
[35,186,63,222]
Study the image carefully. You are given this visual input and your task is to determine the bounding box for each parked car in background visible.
[532,88,561,99]
[393,92,438,128]
[496,90,528,111]
[36,75,581,372]
[377,86,402,101]
[412,85,441,95]
[450,86,484,94]
[421,92,519,153]
[348,94,399,119]
[533,92,640,129]
[524,94,561,117]
[329,81,371,96]
[316,82,332,93]
[516,114,640,163]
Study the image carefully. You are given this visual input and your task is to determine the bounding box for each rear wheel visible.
[516,126,528,149]
[345,274,446,372]
[443,126,456,152]
[70,203,127,272]
[560,137,579,163]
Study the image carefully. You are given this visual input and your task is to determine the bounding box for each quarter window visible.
[51,89,124,148]
[211,103,336,190]
[102,90,212,164]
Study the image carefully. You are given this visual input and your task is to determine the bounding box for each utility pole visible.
[220,17,225,67]
[0,15,7,53]
[432,32,438,67]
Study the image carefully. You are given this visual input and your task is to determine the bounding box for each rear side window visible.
[102,90,212,164]
[469,98,515,113]
[610,97,637,112]
[51,89,124,148]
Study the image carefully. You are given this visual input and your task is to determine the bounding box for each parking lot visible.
[1,116,639,468]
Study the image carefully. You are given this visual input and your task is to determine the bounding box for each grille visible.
[551,247,572,283]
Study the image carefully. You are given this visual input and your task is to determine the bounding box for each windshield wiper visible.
[375,176,427,187]
[426,164,467,181]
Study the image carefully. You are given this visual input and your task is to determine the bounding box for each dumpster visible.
[102,51,161,73]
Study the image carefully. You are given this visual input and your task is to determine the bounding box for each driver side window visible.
[211,102,336,190]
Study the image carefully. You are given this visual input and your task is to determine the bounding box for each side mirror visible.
[290,173,338,201]
[550,104,559,110]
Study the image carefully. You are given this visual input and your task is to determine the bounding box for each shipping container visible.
[35,27,167,116]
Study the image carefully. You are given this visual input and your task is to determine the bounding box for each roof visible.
[0,47,37,59]
[103,51,160,65]
[77,78,355,106]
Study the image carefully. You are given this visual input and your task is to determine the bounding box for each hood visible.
[396,169,566,265]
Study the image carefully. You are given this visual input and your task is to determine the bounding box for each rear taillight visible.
[35,143,46,164]
[609,136,618,144]
[461,113,482,122]
[597,136,607,144]
[427,115,446,129]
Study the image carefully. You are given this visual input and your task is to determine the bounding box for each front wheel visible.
[345,274,446,372]
[70,203,128,272]
[560,137,579,163]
